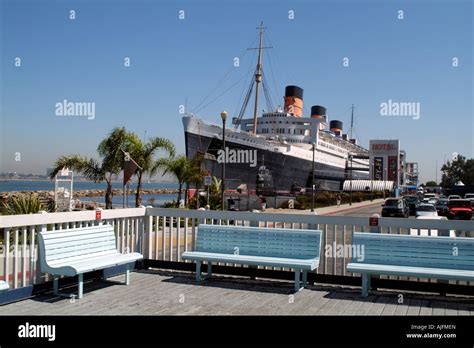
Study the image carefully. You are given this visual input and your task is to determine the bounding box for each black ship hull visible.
[185,131,368,192]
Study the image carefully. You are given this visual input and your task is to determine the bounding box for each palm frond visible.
[48,155,88,179]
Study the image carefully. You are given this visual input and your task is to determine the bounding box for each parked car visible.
[381,198,409,218]
[416,203,438,218]
[435,199,449,216]
[464,193,474,208]
[423,193,437,199]
[409,216,455,237]
[404,195,420,215]
[447,199,473,220]
[427,197,438,205]
[448,195,462,200]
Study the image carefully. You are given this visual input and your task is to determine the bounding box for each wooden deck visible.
[0,270,473,315]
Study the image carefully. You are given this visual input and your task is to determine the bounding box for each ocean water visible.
[0,180,179,192]
[81,193,177,207]
[0,180,179,207]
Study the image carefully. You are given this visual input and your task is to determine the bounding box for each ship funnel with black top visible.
[330,120,343,136]
[284,85,303,117]
[311,105,327,130]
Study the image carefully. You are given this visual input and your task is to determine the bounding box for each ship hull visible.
[185,131,368,192]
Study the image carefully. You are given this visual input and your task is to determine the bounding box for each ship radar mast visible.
[248,21,272,134]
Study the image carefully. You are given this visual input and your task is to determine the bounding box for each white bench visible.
[38,224,143,299]
[182,224,322,292]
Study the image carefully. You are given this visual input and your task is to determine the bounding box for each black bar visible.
[0,316,472,346]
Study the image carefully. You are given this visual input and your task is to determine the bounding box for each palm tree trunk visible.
[195,183,200,209]
[135,172,143,207]
[105,182,113,209]
[184,182,189,207]
[177,183,182,208]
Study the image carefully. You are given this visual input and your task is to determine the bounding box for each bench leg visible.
[207,263,212,278]
[78,274,83,299]
[125,266,130,286]
[53,277,59,296]
[294,270,301,292]
[302,271,308,288]
[361,274,371,297]
[196,261,202,282]
[102,270,107,281]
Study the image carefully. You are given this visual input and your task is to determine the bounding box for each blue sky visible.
[0,0,472,183]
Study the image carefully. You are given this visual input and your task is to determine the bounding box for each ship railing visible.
[1,207,473,298]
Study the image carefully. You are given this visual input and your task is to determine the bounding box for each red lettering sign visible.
[369,217,378,226]
[95,210,101,220]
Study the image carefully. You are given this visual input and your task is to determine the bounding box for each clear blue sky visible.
[1,0,472,183]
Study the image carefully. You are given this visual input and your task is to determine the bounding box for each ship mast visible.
[252,22,264,134]
[249,22,272,135]
[349,104,355,140]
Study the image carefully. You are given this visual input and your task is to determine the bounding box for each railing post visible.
[22,227,27,287]
[13,227,19,289]
[35,224,46,284]
[144,215,152,259]
[3,228,10,288]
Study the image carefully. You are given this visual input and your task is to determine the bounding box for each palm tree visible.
[129,135,175,207]
[154,155,190,207]
[49,128,133,209]
[185,154,206,208]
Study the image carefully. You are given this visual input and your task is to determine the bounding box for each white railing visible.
[1,207,473,292]
[0,208,145,289]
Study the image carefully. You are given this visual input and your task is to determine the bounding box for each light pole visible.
[383,167,387,200]
[220,111,227,211]
[370,162,374,202]
[349,154,353,206]
[311,142,315,212]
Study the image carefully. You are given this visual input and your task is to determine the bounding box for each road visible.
[323,201,416,218]
[324,201,474,221]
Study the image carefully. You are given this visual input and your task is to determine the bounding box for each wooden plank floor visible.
[0,270,472,316]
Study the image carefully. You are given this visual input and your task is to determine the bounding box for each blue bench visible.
[347,232,474,297]
[182,224,322,292]
[38,224,143,299]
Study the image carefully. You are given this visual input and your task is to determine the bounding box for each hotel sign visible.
[369,140,400,185]
[374,157,383,180]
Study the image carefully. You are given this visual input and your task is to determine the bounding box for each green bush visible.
[2,194,45,215]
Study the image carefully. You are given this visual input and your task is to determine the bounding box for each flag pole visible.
[123,183,126,208]
[121,147,142,209]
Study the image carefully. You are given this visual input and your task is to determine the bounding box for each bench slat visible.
[347,263,474,281]
[182,251,318,270]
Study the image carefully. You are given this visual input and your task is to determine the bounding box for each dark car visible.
[404,195,420,215]
[447,199,473,220]
[435,199,449,216]
[382,198,409,218]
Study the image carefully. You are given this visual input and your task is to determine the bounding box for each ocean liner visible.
[183,23,370,193]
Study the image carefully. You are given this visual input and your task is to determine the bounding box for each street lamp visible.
[370,162,374,202]
[311,142,316,213]
[220,111,227,211]
[349,154,353,206]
